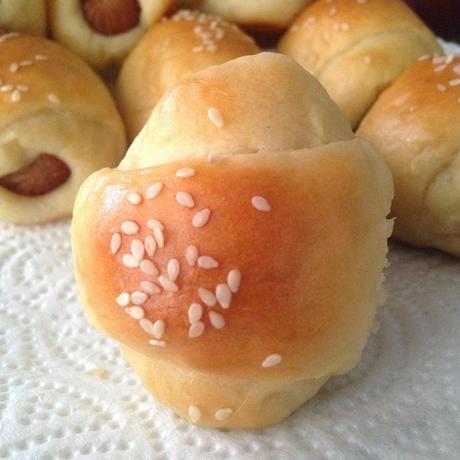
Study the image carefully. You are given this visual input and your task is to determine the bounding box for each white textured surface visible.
[1,220,460,460]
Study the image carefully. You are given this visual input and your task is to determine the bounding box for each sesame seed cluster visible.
[108,162,279,422]
[0,33,59,105]
[168,9,252,54]
[418,54,460,99]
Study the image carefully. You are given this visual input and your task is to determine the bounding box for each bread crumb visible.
[88,368,109,379]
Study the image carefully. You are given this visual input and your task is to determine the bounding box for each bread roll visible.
[116,9,259,141]
[0,0,46,36]
[120,52,354,170]
[48,0,173,70]
[176,0,313,30]
[72,53,393,428]
[0,34,126,224]
[358,54,460,257]
[278,0,442,129]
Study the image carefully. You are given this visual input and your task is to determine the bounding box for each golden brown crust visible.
[358,55,460,256]
[116,10,260,140]
[48,0,174,69]
[0,34,126,224]
[278,0,442,128]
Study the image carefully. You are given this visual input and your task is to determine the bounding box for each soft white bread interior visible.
[0,34,126,224]
[116,9,259,141]
[0,0,47,36]
[278,0,442,129]
[72,53,393,428]
[358,54,460,257]
[48,0,173,69]
[120,52,353,170]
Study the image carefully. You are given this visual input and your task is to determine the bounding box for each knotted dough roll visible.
[278,0,442,129]
[358,54,460,257]
[0,0,47,36]
[0,34,126,224]
[72,53,393,428]
[48,0,173,69]
[116,9,259,141]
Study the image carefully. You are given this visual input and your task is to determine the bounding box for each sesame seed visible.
[176,191,195,208]
[176,168,195,178]
[207,152,221,164]
[188,303,203,323]
[454,64,460,75]
[144,235,157,256]
[445,54,454,64]
[0,84,13,92]
[131,239,145,261]
[139,318,156,335]
[9,63,19,73]
[11,90,21,102]
[121,220,139,235]
[127,192,142,205]
[356,0,367,3]
[192,208,211,228]
[153,227,165,248]
[437,84,447,92]
[227,269,241,293]
[197,255,219,269]
[432,56,445,65]
[186,245,199,266]
[16,84,29,92]
[207,107,224,128]
[147,219,164,230]
[152,320,165,339]
[189,321,205,338]
[146,182,163,199]
[215,408,232,421]
[340,22,350,32]
[48,94,59,104]
[140,280,161,295]
[192,45,204,53]
[434,64,447,72]
[188,405,201,422]
[251,196,271,212]
[122,254,140,268]
[449,79,460,87]
[209,311,225,329]
[34,54,48,61]
[198,288,216,307]
[140,259,159,276]
[116,292,130,307]
[262,354,282,368]
[329,7,337,16]
[149,339,166,347]
[418,54,430,61]
[167,259,180,282]
[216,284,231,309]
[306,16,316,25]
[0,32,19,43]
[110,233,122,254]
[125,306,145,320]
[364,56,371,64]
[131,291,148,305]
[20,60,32,66]
[158,275,178,292]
